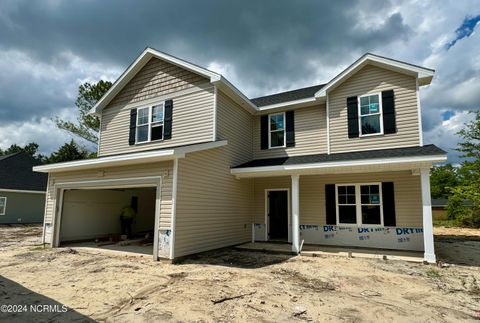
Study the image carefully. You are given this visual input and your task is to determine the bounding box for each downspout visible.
[169,158,179,260]
[41,173,50,245]
[326,92,331,154]
[416,78,424,146]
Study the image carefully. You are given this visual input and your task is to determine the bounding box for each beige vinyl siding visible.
[253,171,422,227]
[252,104,328,159]
[100,85,215,156]
[109,57,207,107]
[329,65,420,153]
[43,161,173,231]
[174,89,254,258]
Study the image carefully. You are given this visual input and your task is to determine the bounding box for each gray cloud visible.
[0,0,412,97]
[0,0,477,162]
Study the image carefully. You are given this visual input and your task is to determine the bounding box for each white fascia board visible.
[214,77,258,113]
[175,140,227,156]
[255,97,319,113]
[231,154,447,178]
[91,47,222,115]
[315,53,435,98]
[0,188,46,194]
[33,140,228,173]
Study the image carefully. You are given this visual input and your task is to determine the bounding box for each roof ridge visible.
[0,152,20,161]
[250,84,326,101]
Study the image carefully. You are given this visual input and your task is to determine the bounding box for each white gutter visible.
[231,154,447,178]
[0,188,46,194]
[33,140,227,173]
[256,97,318,112]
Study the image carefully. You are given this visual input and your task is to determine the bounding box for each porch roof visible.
[231,145,447,178]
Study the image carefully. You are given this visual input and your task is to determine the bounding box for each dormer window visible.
[136,103,165,143]
[269,112,286,148]
[359,93,383,136]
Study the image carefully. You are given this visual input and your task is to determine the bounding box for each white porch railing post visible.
[421,168,436,263]
[291,175,300,254]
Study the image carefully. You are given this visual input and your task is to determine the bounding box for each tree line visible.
[430,110,480,227]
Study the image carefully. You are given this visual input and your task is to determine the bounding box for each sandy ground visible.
[0,225,480,322]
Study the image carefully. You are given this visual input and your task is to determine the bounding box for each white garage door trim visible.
[51,176,163,261]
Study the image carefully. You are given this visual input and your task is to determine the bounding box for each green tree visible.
[447,110,480,227]
[0,142,44,159]
[46,140,93,164]
[430,164,459,199]
[54,80,112,145]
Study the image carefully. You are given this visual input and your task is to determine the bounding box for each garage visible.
[46,174,166,260]
[59,187,157,256]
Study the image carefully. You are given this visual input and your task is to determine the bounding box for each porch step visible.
[234,242,296,256]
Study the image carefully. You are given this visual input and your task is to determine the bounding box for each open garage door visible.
[51,176,164,260]
[59,187,156,256]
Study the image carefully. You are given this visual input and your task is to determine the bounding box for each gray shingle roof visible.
[0,153,47,191]
[233,144,446,168]
[250,84,326,107]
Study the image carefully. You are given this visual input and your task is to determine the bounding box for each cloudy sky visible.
[0,0,478,162]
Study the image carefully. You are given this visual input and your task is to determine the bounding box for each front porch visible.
[245,170,436,262]
[235,242,424,262]
[232,148,446,263]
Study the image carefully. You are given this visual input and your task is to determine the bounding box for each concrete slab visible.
[235,242,424,263]
[62,241,153,258]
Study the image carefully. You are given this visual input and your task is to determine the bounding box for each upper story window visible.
[359,93,383,136]
[136,103,165,143]
[269,112,286,148]
[0,197,6,215]
[336,183,383,226]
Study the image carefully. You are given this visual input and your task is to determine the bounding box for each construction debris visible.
[211,291,257,304]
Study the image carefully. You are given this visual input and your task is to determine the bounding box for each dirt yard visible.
[1,225,480,322]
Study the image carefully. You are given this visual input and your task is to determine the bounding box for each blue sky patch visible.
[447,15,480,49]
[442,110,455,121]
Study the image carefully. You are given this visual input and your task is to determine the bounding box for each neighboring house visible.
[34,47,447,262]
[0,153,47,224]
[431,198,472,221]
[432,199,448,221]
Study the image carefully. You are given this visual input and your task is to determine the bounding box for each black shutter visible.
[286,110,295,147]
[382,90,396,134]
[260,115,268,150]
[164,99,173,140]
[129,109,137,145]
[382,182,396,226]
[347,96,359,138]
[325,184,336,225]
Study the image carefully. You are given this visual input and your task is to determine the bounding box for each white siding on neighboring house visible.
[329,65,420,153]
[174,90,254,258]
[253,104,328,160]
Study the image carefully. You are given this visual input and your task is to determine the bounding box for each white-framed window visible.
[0,197,6,215]
[136,103,165,143]
[336,183,383,226]
[358,93,383,136]
[269,112,286,148]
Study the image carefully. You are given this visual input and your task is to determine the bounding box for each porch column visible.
[291,175,300,254]
[420,168,436,263]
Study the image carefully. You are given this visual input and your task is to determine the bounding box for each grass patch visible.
[425,268,441,278]
[433,220,458,227]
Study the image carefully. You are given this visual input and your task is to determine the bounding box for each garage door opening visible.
[59,187,157,256]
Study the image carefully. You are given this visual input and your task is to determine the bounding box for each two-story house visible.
[34,48,446,263]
